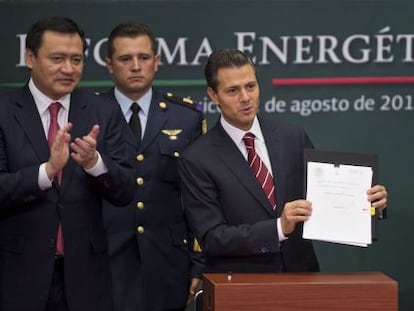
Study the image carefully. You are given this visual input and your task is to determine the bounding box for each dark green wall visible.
[0,1,413,309]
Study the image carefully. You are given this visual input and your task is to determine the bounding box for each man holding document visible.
[178,49,387,273]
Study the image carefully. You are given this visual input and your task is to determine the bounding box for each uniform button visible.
[136,154,144,161]
[137,226,145,234]
[173,151,180,158]
[136,177,144,185]
[183,239,188,245]
[137,201,144,210]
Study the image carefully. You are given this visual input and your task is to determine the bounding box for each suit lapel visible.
[12,87,50,163]
[259,118,286,217]
[212,123,275,217]
[104,88,137,149]
[139,91,167,151]
[68,90,90,136]
[60,90,90,191]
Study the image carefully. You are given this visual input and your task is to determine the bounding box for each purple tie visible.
[243,132,276,209]
[48,102,64,255]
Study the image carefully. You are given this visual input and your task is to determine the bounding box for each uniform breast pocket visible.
[158,137,189,183]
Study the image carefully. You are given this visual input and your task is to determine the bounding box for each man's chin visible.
[127,83,147,93]
[53,85,77,98]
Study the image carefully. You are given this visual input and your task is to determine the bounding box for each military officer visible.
[102,21,205,311]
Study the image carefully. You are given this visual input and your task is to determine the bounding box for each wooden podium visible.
[203,272,397,311]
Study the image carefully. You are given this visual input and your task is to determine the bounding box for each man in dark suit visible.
[103,22,205,311]
[0,17,134,311]
[178,49,388,273]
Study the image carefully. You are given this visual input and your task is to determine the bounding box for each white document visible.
[303,162,373,247]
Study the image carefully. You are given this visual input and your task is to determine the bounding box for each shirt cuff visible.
[84,151,108,176]
[277,218,288,242]
[38,163,53,190]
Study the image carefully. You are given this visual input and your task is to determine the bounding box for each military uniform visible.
[103,88,205,311]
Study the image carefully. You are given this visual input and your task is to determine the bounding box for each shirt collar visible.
[114,87,152,117]
[28,78,70,115]
[220,115,264,145]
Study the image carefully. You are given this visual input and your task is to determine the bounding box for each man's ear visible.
[105,58,114,74]
[25,48,34,70]
[154,54,161,72]
[207,87,219,106]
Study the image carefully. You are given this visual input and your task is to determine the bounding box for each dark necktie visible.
[129,102,142,143]
[48,102,64,255]
[243,132,276,209]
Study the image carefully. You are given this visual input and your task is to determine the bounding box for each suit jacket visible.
[178,117,319,273]
[0,86,134,311]
[103,89,205,311]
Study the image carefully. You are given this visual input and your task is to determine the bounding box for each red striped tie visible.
[243,132,276,209]
[48,102,64,255]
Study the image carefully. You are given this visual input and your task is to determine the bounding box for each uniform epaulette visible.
[164,92,203,112]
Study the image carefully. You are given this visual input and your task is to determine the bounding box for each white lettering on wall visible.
[15,27,414,68]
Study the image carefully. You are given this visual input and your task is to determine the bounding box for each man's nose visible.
[61,59,75,73]
[131,57,141,70]
[240,88,250,101]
